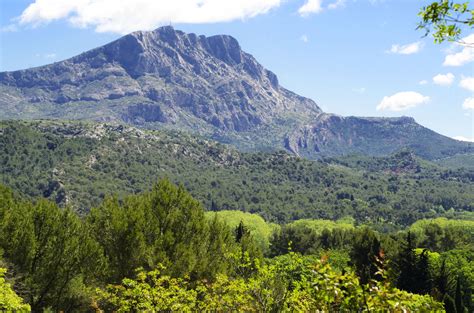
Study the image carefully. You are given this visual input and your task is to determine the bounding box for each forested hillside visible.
[1,120,472,227]
[1,180,472,312]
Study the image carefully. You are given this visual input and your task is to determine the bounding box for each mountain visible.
[285,115,474,160]
[0,26,472,159]
[1,120,472,225]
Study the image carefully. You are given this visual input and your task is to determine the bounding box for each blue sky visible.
[1,0,473,141]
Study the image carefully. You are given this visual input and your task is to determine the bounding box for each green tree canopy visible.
[0,268,30,311]
[418,1,474,44]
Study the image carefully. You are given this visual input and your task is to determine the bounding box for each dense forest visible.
[1,121,473,230]
[0,180,472,311]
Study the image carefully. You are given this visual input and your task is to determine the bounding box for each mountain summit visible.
[0,26,320,132]
[0,26,471,159]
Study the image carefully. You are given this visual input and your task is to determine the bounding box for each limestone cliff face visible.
[283,115,472,159]
[0,26,320,132]
[0,27,471,159]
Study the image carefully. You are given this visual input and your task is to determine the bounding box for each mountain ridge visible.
[0,26,472,159]
[1,119,472,225]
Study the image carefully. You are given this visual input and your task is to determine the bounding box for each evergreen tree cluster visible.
[1,120,473,227]
[0,180,472,311]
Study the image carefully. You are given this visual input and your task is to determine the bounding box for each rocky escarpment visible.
[284,115,473,160]
[0,26,320,132]
[0,27,472,160]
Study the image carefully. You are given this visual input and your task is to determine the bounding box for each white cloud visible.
[298,0,323,16]
[453,136,474,142]
[419,80,428,85]
[376,91,430,111]
[328,0,346,10]
[460,76,474,92]
[443,34,474,66]
[462,97,474,110]
[300,34,309,43]
[432,73,455,86]
[18,0,282,34]
[444,48,474,66]
[387,42,423,55]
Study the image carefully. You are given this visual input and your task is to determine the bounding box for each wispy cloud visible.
[419,80,428,85]
[300,34,309,43]
[328,0,346,10]
[387,42,423,55]
[376,91,429,111]
[0,24,19,33]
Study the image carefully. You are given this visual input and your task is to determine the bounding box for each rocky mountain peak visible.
[90,26,269,83]
[0,27,471,160]
[0,26,320,133]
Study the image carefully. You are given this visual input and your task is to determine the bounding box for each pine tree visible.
[434,258,453,299]
[444,294,457,313]
[350,227,381,284]
[455,277,466,313]
[200,214,237,278]
[415,249,432,294]
[0,199,102,311]
[233,221,262,278]
[397,232,418,293]
[235,221,247,243]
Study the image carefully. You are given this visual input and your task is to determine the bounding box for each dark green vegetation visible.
[3,180,473,312]
[1,120,473,227]
[1,27,472,160]
[436,153,474,170]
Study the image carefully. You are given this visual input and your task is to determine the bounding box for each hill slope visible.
[0,27,471,159]
[1,120,472,226]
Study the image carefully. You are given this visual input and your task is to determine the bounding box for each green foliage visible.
[0,181,265,311]
[270,218,355,256]
[440,250,474,309]
[396,232,425,294]
[1,120,473,226]
[436,153,474,170]
[418,0,474,44]
[0,268,30,311]
[87,179,239,282]
[0,175,471,312]
[0,193,102,311]
[350,227,382,284]
[288,218,355,233]
[96,253,444,312]
[96,265,197,312]
[206,210,277,253]
[444,294,456,313]
[409,218,474,251]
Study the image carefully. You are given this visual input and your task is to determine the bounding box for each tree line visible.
[0,180,472,311]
